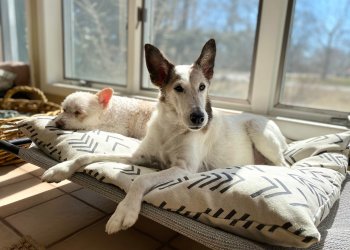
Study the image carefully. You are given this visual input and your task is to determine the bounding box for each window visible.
[63,0,128,85]
[142,0,260,101]
[35,0,349,133]
[277,0,350,113]
[0,0,28,62]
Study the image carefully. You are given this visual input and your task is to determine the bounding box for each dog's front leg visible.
[42,153,132,183]
[105,166,189,234]
[41,139,152,183]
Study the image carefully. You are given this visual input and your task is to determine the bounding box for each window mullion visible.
[126,0,143,95]
[250,0,289,115]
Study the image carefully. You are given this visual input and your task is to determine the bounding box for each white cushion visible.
[18,116,350,248]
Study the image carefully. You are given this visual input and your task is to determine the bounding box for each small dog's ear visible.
[96,88,113,109]
[195,39,216,80]
[144,44,174,87]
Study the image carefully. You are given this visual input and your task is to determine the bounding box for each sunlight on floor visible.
[0,163,209,249]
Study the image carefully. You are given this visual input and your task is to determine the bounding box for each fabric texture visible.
[17,116,140,161]
[18,116,350,248]
[17,147,350,250]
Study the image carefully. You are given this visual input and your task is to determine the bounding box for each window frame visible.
[139,0,263,106]
[61,0,129,87]
[271,0,350,125]
[31,0,349,141]
[35,0,144,97]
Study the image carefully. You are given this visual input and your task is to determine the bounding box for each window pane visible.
[0,0,28,62]
[142,0,259,100]
[63,0,127,85]
[280,0,350,112]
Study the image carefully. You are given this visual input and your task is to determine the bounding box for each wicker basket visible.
[0,86,61,166]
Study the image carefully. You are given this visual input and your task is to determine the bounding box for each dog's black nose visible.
[190,111,205,126]
[55,120,65,129]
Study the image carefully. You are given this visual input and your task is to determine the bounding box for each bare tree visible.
[70,0,127,82]
[317,0,350,79]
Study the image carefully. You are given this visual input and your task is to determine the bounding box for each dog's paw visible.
[105,200,140,234]
[41,162,73,182]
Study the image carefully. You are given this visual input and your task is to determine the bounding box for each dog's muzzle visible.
[189,109,205,127]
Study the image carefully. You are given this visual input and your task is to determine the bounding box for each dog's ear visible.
[144,44,174,87]
[195,39,216,80]
[96,88,113,109]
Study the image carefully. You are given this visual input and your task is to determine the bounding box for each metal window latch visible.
[69,80,92,87]
[331,114,350,128]
[137,7,147,23]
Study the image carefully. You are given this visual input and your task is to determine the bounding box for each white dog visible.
[42,39,288,234]
[54,88,154,139]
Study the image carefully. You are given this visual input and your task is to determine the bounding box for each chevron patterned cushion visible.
[17,116,140,161]
[18,117,350,248]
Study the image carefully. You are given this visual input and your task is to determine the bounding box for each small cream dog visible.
[42,39,288,234]
[54,88,154,139]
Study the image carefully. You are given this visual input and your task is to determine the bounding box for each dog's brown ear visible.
[144,44,174,87]
[96,88,113,109]
[195,39,216,80]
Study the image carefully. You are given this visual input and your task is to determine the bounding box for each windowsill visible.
[43,82,348,142]
[42,82,157,99]
[273,116,348,141]
[215,108,348,141]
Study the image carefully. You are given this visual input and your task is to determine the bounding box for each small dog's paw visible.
[105,200,139,234]
[41,163,73,182]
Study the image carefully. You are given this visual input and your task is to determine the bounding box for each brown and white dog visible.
[42,39,288,234]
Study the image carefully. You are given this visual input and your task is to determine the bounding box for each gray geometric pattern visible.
[284,131,350,165]
[68,134,99,153]
[186,172,245,193]
[250,176,291,198]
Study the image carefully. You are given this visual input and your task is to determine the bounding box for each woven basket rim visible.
[0,86,61,166]
[3,85,47,102]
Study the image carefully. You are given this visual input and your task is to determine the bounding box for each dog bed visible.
[1,116,350,249]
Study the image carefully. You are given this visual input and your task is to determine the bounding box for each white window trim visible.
[33,0,143,97]
[29,0,348,140]
[250,0,288,115]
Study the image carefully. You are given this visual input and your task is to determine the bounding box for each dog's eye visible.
[63,108,67,113]
[74,111,81,116]
[174,85,184,93]
[199,83,206,91]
